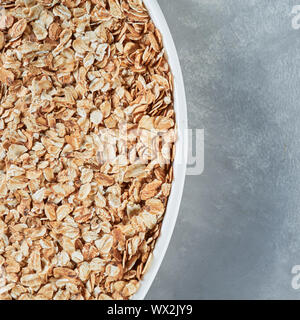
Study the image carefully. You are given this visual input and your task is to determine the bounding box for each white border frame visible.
[132,0,188,300]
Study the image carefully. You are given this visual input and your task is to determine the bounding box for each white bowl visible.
[132,0,188,300]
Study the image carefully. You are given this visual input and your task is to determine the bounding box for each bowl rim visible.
[132,0,188,300]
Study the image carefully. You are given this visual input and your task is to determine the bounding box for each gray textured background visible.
[147,0,300,300]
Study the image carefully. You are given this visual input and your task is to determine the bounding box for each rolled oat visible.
[0,0,175,300]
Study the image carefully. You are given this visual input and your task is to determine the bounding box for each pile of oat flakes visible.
[0,0,176,300]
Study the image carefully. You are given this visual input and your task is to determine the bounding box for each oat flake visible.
[0,0,175,300]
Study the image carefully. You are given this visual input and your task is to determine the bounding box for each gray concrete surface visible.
[147,0,300,300]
